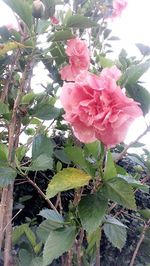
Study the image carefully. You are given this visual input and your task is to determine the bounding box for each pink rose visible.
[60,38,90,81]
[112,0,127,18]
[50,16,59,25]
[60,67,142,147]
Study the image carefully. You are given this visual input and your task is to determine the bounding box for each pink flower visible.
[112,0,127,18]
[50,16,59,25]
[60,67,142,147]
[60,38,90,81]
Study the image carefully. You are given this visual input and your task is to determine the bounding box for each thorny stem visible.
[129,219,150,266]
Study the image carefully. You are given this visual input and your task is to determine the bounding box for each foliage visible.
[0,0,150,265]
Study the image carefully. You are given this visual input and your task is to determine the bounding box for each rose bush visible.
[60,67,142,146]
[60,38,90,81]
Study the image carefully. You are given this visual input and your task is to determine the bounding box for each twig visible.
[2,209,22,235]
[96,242,100,266]
[116,125,150,162]
[129,219,150,266]
[26,177,59,214]
[76,229,84,266]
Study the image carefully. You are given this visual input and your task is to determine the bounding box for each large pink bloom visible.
[112,0,127,18]
[60,38,90,81]
[60,66,142,147]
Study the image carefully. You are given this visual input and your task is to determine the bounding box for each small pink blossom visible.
[50,16,59,25]
[60,38,90,81]
[60,67,142,147]
[112,0,127,18]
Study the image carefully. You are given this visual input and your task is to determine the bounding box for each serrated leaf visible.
[66,15,97,28]
[37,219,63,243]
[28,154,53,171]
[78,194,107,234]
[12,224,25,244]
[104,151,117,181]
[18,249,33,266]
[118,175,149,193]
[0,167,17,187]
[139,209,150,220]
[51,30,75,42]
[86,228,101,257]
[126,83,150,115]
[85,140,101,158]
[21,92,35,105]
[101,177,136,210]
[104,216,127,250]
[0,101,9,114]
[0,42,29,56]
[121,61,150,86]
[39,209,64,223]
[31,103,59,120]
[46,168,91,198]
[16,145,27,161]
[24,225,36,248]
[32,134,54,160]
[43,226,76,266]
[65,146,94,176]
[3,0,32,29]
[54,149,71,164]
[0,143,8,161]
[50,42,66,66]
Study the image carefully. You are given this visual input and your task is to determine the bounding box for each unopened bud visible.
[32,0,45,19]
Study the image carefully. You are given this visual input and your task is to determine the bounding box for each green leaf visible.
[78,194,107,234]
[0,167,17,187]
[51,30,75,42]
[37,20,51,35]
[84,141,101,158]
[139,209,150,220]
[37,219,63,243]
[50,42,66,66]
[86,228,101,257]
[104,151,117,181]
[99,56,114,68]
[54,149,71,164]
[101,177,136,210]
[28,154,53,171]
[3,0,32,29]
[63,8,72,25]
[104,216,127,250]
[18,249,33,266]
[118,175,149,193]
[126,83,150,115]
[46,168,91,198]
[16,145,27,161]
[24,225,36,248]
[43,226,76,266]
[66,15,97,28]
[0,143,8,161]
[12,224,25,244]
[21,92,35,105]
[0,100,9,114]
[121,61,150,86]
[65,146,94,176]
[136,43,150,56]
[32,134,54,160]
[31,103,59,120]
[39,209,64,223]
